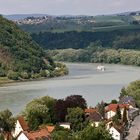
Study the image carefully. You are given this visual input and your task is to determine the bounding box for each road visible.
[126,115,140,140]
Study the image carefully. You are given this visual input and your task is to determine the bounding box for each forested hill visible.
[0,16,67,80]
[31,27,140,50]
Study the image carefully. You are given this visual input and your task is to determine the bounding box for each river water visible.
[0,63,140,115]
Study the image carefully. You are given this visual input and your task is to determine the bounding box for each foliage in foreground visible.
[52,124,113,140]
[24,95,87,130]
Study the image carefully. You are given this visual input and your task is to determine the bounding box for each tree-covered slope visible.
[31,27,140,50]
[0,16,68,80]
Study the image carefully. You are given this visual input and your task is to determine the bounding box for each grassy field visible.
[133,16,140,21]
[49,24,140,33]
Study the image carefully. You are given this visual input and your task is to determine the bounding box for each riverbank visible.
[0,62,69,86]
[46,47,140,67]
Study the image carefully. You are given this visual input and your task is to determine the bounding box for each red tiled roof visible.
[85,108,97,113]
[24,129,51,140]
[105,104,129,112]
[18,116,29,131]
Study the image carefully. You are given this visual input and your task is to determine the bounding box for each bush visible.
[7,70,19,80]
[20,71,29,79]
[0,68,6,77]
[31,73,41,79]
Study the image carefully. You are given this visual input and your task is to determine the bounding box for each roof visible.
[85,108,97,113]
[46,126,55,133]
[23,129,51,140]
[18,116,29,131]
[105,104,129,112]
[86,111,102,122]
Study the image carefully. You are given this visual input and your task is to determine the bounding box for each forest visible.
[31,27,140,50]
[0,16,68,81]
[46,42,140,66]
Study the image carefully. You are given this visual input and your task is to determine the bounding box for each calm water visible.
[0,63,140,115]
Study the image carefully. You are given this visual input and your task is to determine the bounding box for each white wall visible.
[109,127,121,140]
[13,120,24,137]
[17,133,29,140]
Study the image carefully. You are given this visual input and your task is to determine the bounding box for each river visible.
[0,63,140,115]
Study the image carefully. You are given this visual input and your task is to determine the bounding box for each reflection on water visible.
[0,63,140,115]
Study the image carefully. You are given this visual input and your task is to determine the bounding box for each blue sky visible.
[1,0,140,15]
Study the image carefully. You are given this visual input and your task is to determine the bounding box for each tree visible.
[76,123,113,140]
[111,99,118,104]
[65,95,87,109]
[25,102,49,130]
[123,80,140,108]
[24,96,56,130]
[52,127,74,140]
[122,107,128,125]
[96,101,106,118]
[0,109,15,139]
[119,87,127,99]
[112,106,121,125]
[54,95,87,122]
[66,107,86,132]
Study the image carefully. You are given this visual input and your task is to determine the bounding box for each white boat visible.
[97,65,105,71]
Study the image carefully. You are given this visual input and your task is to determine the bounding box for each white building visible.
[109,126,123,140]
[12,116,29,138]
[105,104,129,120]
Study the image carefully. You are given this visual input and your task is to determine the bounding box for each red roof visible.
[46,126,55,133]
[24,129,51,140]
[105,104,129,112]
[85,108,97,113]
[18,116,29,131]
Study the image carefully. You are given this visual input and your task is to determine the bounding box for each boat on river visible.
[97,65,105,71]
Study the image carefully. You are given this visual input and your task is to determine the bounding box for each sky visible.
[1,0,140,16]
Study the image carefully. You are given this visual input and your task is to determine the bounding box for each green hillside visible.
[31,26,140,50]
[0,16,68,81]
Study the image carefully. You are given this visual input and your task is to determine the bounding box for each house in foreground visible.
[12,116,51,140]
[16,129,51,140]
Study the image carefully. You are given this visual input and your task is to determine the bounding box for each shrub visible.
[7,70,19,80]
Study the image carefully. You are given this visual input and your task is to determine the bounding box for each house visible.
[13,116,51,140]
[105,104,129,120]
[85,108,103,127]
[59,123,71,129]
[12,116,29,137]
[17,129,51,140]
[105,119,113,130]
[119,96,136,108]
[109,126,124,140]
